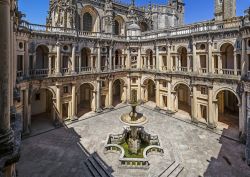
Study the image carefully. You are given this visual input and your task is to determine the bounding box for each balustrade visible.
[221,69,234,75]
[29,69,49,77]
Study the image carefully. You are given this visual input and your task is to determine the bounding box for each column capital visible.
[56,41,62,46]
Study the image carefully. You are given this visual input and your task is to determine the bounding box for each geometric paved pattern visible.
[17,106,250,177]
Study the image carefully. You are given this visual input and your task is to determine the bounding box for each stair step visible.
[85,160,102,177]
[168,165,184,177]
[160,162,180,177]
[83,163,95,177]
[92,154,113,176]
[158,161,176,177]
[88,158,109,177]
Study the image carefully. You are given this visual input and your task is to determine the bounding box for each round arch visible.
[114,15,125,35]
[76,82,96,93]
[172,81,191,92]
[218,41,235,51]
[213,87,240,104]
[36,45,49,69]
[143,78,156,103]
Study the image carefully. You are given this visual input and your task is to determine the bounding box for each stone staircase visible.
[157,161,184,177]
[84,153,113,177]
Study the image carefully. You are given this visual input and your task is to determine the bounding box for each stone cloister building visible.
[1,0,250,176]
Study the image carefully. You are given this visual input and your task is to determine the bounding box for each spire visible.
[131,0,135,7]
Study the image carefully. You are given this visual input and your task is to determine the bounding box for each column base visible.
[54,72,62,77]
[70,115,78,121]
[0,129,14,158]
[207,123,217,129]
[71,71,77,76]
[96,108,103,113]
[191,117,199,124]
[107,105,114,110]
[154,106,161,112]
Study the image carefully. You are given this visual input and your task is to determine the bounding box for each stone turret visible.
[214,0,236,21]
[104,0,113,33]
[46,0,76,29]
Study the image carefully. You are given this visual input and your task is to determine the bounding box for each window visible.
[19,42,23,49]
[200,44,205,50]
[162,81,167,88]
[83,12,92,32]
[114,20,120,35]
[101,81,106,88]
[17,55,23,71]
[132,78,137,84]
[200,86,207,95]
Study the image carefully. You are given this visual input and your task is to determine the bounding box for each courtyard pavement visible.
[17,105,250,177]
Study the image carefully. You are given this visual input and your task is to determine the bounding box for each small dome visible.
[128,23,141,30]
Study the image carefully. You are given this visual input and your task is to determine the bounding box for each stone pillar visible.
[241,39,246,77]
[71,84,77,120]
[55,42,62,76]
[126,48,130,69]
[208,86,216,128]
[137,48,141,69]
[167,45,171,71]
[97,46,101,72]
[187,55,191,72]
[108,79,113,108]
[56,84,61,119]
[191,85,198,122]
[156,79,160,107]
[138,76,141,102]
[175,56,179,71]
[208,40,213,73]
[71,44,76,75]
[167,82,172,111]
[218,54,223,74]
[240,91,247,140]
[91,55,94,72]
[48,55,52,76]
[156,46,159,71]
[109,47,112,70]
[192,42,197,72]
[96,78,102,112]
[24,42,29,77]
[0,0,14,158]
[127,76,131,102]
[234,52,237,75]
[79,54,82,73]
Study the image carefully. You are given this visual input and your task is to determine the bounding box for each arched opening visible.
[143,79,156,103]
[114,16,125,35]
[80,47,91,71]
[81,6,100,32]
[83,12,92,32]
[220,43,234,73]
[216,90,239,137]
[77,83,94,117]
[30,89,54,133]
[36,45,49,69]
[113,79,125,107]
[175,84,191,117]
[177,47,188,71]
[114,49,122,69]
[145,49,154,69]
[139,22,148,32]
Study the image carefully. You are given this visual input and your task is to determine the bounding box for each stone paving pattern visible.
[17,106,250,177]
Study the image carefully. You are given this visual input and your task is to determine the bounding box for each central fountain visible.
[104,90,164,168]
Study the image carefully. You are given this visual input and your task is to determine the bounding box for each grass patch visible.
[119,141,149,158]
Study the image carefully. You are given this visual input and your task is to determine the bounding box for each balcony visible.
[178,67,188,72]
[80,67,92,73]
[29,69,49,77]
[199,68,208,74]
[221,69,234,75]
[114,65,125,71]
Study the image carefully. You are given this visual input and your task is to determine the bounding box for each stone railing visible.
[222,69,235,75]
[19,18,243,42]
[80,67,92,73]
[29,69,49,77]
[199,68,208,74]
[62,68,70,75]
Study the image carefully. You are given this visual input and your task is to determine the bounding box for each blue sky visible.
[19,0,249,25]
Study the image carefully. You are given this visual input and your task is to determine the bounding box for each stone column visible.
[71,44,76,75]
[234,52,237,75]
[208,40,213,73]
[218,54,223,74]
[156,46,159,71]
[56,84,61,119]
[137,47,141,69]
[167,45,171,71]
[192,42,197,72]
[96,78,102,112]
[48,55,52,76]
[138,76,141,102]
[55,42,62,76]
[127,76,131,102]
[108,79,113,108]
[24,42,29,77]
[156,79,160,107]
[241,39,246,77]
[79,54,82,73]
[187,55,191,72]
[126,48,130,69]
[175,56,179,71]
[240,91,247,140]
[71,84,77,120]
[0,0,14,158]
[191,85,198,122]
[208,86,216,128]
[91,55,94,72]
[109,47,113,70]
[167,82,172,111]
[97,46,101,72]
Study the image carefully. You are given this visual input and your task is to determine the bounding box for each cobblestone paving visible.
[17,106,250,177]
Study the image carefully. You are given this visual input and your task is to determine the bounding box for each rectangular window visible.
[63,86,68,94]
[200,86,207,95]
[17,55,23,71]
